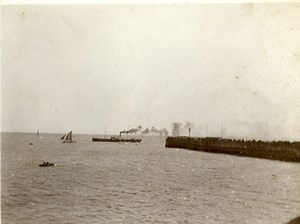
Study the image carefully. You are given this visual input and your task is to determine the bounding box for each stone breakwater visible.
[165,137,300,162]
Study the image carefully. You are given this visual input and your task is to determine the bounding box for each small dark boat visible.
[39,162,55,167]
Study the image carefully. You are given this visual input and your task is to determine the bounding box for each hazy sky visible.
[2,3,300,139]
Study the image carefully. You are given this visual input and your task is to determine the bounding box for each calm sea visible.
[1,132,300,224]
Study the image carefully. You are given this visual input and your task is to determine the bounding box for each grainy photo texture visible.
[1,3,300,224]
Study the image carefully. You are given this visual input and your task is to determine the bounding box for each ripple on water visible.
[1,134,300,224]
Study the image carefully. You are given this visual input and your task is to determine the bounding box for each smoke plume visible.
[171,121,196,136]
[171,122,182,136]
[121,125,169,136]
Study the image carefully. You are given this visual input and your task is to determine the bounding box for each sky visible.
[1,3,300,140]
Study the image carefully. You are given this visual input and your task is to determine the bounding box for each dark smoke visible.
[120,125,169,136]
[171,122,182,136]
[119,128,138,137]
[171,121,196,136]
[141,126,169,136]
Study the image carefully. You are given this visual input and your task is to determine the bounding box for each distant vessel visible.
[92,131,142,143]
[60,131,77,143]
[39,161,55,167]
[37,130,39,136]
[92,137,142,143]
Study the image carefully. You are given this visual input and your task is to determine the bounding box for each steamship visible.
[92,131,142,143]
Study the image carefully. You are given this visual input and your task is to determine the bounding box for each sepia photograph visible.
[1,1,300,223]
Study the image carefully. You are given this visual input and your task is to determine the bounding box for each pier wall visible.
[165,137,300,162]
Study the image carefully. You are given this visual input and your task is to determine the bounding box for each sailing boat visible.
[37,130,39,136]
[60,131,77,143]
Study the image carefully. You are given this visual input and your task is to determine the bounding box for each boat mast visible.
[220,121,223,139]
[206,123,209,137]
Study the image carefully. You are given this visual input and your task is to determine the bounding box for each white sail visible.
[66,131,72,141]
[61,131,76,143]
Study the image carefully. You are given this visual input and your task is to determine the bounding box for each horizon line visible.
[1,131,299,142]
